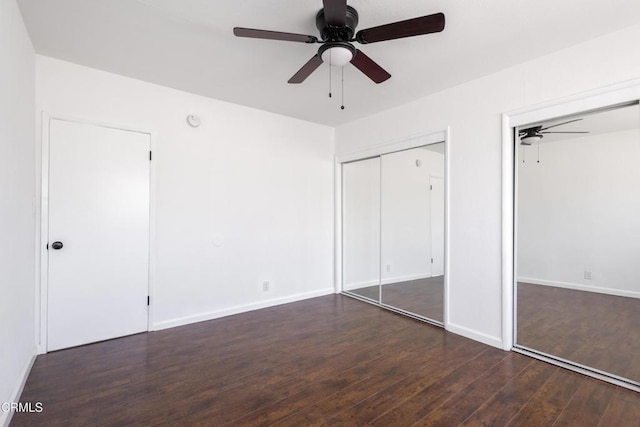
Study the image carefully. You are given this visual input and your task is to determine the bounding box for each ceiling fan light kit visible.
[320,43,355,67]
[233,0,445,93]
[520,135,542,146]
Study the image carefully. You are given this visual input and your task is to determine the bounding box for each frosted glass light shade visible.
[521,135,542,145]
[321,46,353,66]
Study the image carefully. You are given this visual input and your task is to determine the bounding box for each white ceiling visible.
[17,0,640,126]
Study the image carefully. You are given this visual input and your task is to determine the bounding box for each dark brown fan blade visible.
[350,50,391,84]
[288,55,324,84]
[356,13,445,44]
[233,27,317,43]
[540,131,589,134]
[539,118,583,131]
[323,0,347,26]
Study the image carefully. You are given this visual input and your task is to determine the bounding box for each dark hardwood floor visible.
[12,294,640,426]
[347,276,444,322]
[518,282,640,384]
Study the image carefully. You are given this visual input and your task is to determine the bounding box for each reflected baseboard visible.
[343,279,379,291]
[381,273,432,285]
[345,273,436,290]
[518,277,640,299]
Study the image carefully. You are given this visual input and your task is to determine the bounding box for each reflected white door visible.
[47,119,150,351]
[430,176,445,276]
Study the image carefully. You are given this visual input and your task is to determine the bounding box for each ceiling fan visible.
[233,0,445,85]
[519,118,589,145]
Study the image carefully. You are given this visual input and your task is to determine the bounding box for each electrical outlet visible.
[262,281,270,292]
[584,270,592,280]
[386,264,391,272]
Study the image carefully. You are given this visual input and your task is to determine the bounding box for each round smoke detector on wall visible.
[187,114,201,128]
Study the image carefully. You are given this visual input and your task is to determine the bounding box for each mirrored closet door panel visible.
[342,157,381,302]
[380,143,445,322]
[516,103,640,386]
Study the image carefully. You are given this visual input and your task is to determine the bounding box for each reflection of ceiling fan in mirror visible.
[519,118,589,145]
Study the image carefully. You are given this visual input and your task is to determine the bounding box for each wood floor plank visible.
[458,355,559,426]
[598,386,640,427]
[10,295,640,426]
[371,348,510,425]
[268,335,477,426]
[311,344,495,425]
[226,347,429,426]
[414,353,533,426]
[504,367,582,427]
[552,379,618,427]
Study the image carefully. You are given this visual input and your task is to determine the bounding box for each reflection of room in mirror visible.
[380,144,445,322]
[516,103,640,385]
[341,141,446,324]
[342,157,381,302]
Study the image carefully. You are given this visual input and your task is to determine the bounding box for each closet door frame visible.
[502,78,640,391]
[335,128,450,328]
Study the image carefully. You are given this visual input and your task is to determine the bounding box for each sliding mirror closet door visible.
[343,157,381,302]
[381,144,445,322]
[516,103,640,387]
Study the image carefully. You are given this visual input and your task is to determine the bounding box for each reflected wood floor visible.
[13,295,640,426]
[347,276,444,322]
[518,282,640,384]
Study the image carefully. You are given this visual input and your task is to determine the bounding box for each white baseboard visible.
[446,323,503,350]
[1,348,37,427]
[153,287,335,331]
[518,277,640,299]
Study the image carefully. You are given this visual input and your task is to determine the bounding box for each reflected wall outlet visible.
[262,281,270,292]
[584,270,592,280]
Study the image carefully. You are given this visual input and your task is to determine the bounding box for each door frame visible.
[334,127,451,328]
[37,112,157,354]
[429,175,445,277]
[501,79,640,390]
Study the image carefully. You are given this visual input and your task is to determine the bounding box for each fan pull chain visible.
[341,66,345,110]
[522,145,526,163]
[328,51,332,98]
[537,140,540,163]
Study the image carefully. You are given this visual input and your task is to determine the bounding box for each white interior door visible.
[430,176,445,276]
[47,119,150,351]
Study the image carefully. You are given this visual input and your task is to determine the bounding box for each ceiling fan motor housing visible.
[316,5,359,41]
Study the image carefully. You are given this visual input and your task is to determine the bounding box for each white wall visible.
[518,129,640,298]
[335,23,640,348]
[36,56,335,331]
[381,147,444,284]
[0,0,36,425]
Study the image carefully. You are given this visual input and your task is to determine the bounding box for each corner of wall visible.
[0,0,38,420]
[0,347,37,427]
[445,322,504,350]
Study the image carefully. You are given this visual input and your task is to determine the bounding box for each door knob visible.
[51,241,64,250]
